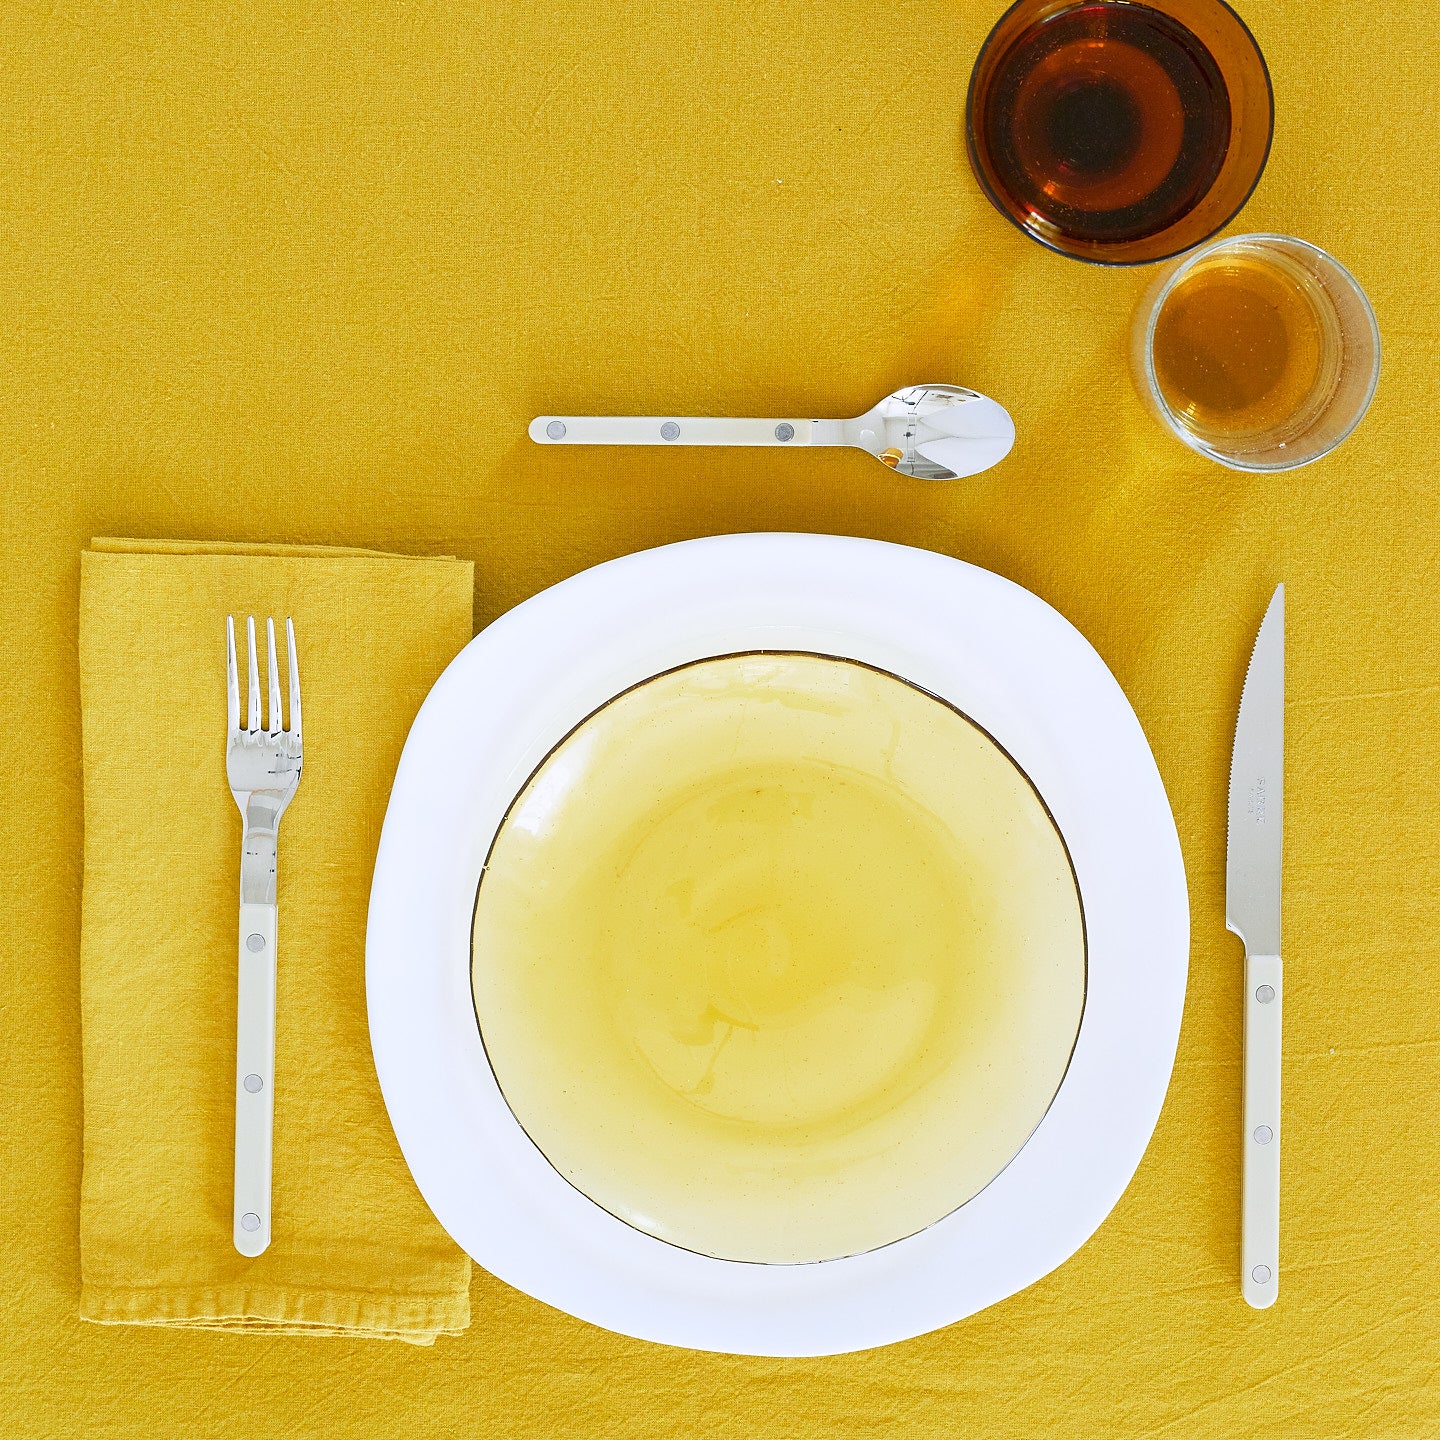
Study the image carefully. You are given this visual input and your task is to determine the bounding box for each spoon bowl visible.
[842,385,1016,480]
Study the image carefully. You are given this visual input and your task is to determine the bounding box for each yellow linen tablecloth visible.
[1,0,1437,1434]
[77,540,474,1342]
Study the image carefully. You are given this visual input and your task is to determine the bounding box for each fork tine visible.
[286,617,302,746]
[246,616,261,735]
[226,616,240,734]
[266,618,282,737]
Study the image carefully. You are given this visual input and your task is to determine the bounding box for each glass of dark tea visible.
[1130,234,1380,470]
[966,0,1272,264]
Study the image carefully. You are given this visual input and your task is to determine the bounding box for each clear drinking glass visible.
[1130,233,1380,471]
[966,0,1274,265]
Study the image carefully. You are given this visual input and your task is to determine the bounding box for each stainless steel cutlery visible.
[1226,584,1284,1309]
[225,615,303,1257]
[529,385,1016,481]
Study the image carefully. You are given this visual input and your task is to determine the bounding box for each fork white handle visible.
[1242,954,1282,1308]
[234,901,277,1256]
[529,415,827,446]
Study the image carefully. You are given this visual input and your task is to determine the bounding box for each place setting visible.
[74,0,1372,1360]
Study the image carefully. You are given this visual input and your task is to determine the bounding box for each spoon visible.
[529,385,1016,480]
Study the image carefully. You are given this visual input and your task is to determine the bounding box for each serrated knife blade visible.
[1227,586,1284,954]
[1226,582,1284,1310]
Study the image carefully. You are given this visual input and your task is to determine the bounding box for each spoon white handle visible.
[529,415,820,447]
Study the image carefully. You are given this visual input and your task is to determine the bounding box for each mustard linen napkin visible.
[78,538,474,1343]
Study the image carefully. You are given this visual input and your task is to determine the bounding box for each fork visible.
[226,615,303,1257]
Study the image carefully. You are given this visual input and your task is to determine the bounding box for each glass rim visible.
[1139,231,1383,472]
[965,0,1275,267]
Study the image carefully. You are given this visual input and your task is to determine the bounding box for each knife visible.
[1226,583,1284,1309]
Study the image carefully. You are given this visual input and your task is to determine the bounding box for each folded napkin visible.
[78,538,474,1343]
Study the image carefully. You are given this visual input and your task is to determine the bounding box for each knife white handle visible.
[529,415,818,447]
[1242,953,1281,1308]
[234,901,277,1257]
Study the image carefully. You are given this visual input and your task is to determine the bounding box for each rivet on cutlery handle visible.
[234,901,277,1256]
[1242,954,1281,1308]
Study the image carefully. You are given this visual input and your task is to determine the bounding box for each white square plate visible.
[366,533,1188,1355]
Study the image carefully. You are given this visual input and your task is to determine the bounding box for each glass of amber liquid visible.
[967,0,1273,264]
[1131,234,1380,471]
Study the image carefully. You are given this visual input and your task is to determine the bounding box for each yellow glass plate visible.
[471,652,1086,1264]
